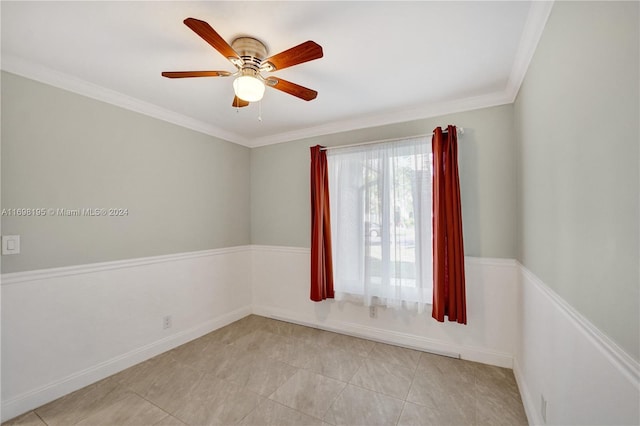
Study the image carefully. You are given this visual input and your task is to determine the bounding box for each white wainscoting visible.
[0,246,253,422]
[250,245,518,368]
[514,264,640,426]
[4,244,637,425]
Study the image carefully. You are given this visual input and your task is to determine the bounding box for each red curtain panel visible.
[432,126,467,324]
[310,145,335,301]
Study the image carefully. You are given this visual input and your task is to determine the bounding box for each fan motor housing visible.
[231,37,268,75]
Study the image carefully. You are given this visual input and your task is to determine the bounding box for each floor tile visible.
[167,334,212,364]
[171,373,265,425]
[262,319,307,337]
[305,346,365,382]
[475,374,527,426]
[169,341,245,379]
[417,352,475,385]
[234,314,272,330]
[368,342,422,370]
[230,329,287,353]
[207,319,255,345]
[223,353,298,396]
[406,371,476,425]
[175,339,230,373]
[112,352,175,395]
[270,369,346,419]
[153,415,188,425]
[397,401,443,426]
[327,333,375,357]
[291,326,337,346]
[476,393,528,426]
[323,384,404,426]
[261,337,321,368]
[473,362,520,392]
[239,399,324,426]
[74,391,167,426]
[34,376,122,426]
[349,357,414,400]
[14,316,529,426]
[1,412,46,426]
[139,358,203,415]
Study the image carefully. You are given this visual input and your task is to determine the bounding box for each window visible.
[327,136,433,312]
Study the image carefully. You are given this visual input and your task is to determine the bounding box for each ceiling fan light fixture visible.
[233,75,265,102]
[163,19,323,107]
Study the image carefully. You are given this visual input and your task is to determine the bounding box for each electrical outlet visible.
[541,394,547,423]
[163,315,172,330]
[369,306,377,318]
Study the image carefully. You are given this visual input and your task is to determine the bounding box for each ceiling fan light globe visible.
[233,76,265,102]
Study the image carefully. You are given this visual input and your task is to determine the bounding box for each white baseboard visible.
[513,356,543,426]
[1,246,254,422]
[251,246,518,369]
[5,244,638,425]
[1,305,251,422]
[252,304,514,368]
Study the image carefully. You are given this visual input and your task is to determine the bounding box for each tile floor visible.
[3,315,528,426]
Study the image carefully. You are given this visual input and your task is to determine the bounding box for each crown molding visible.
[2,1,552,149]
[267,0,556,149]
[248,90,513,147]
[0,55,251,147]
[505,0,555,102]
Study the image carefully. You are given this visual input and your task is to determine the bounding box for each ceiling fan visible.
[162,18,323,108]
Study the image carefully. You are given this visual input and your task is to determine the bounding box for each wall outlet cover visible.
[2,235,21,255]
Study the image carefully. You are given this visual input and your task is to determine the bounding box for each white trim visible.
[1,54,511,149]
[1,245,251,285]
[513,357,543,426]
[1,0,553,151]
[251,304,513,368]
[505,1,555,102]
[0,305,252,422]
[464,256,518,268]
[251,245,518,269]
[248,91,512,147]
[250,245,311,255]
[517,262,640,388]
[0,55,250,147]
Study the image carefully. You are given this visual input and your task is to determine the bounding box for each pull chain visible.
[258,99,262,122]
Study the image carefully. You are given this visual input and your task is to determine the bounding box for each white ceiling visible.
[1,1,553,147]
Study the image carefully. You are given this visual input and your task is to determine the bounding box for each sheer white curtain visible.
[327,136,433,312]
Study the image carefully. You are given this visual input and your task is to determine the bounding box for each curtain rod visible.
[320,127,464,151]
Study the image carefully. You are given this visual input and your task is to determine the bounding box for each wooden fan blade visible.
[183,18,240,61]
[162,71,231,78]
[265,77,318,101]
[232,96,249,108]
[262,41,323,71]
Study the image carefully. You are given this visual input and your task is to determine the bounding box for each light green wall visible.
[514,1,639,360]
[251,104,517,259]
[1,72,251,273]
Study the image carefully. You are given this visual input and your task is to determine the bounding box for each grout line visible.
[128,387,188,425]
[318,379,348,425]
[269,399,329,425]
[396,401,408,426]
[16,315,523,426]
[34,411,49,426]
